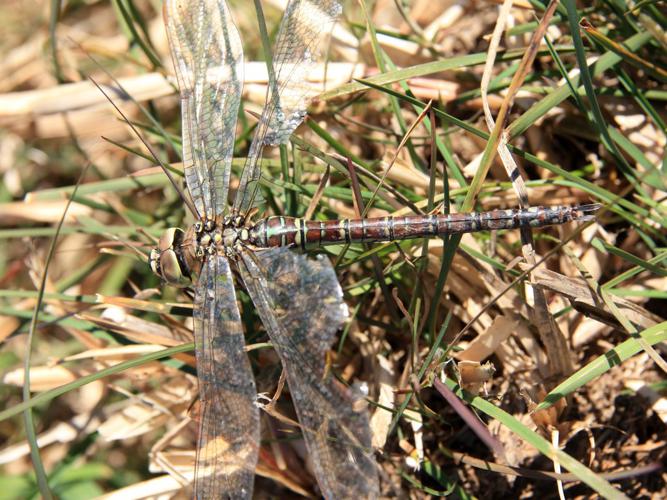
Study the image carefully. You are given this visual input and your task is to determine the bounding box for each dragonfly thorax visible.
[149,217,255,287]
[219,215,252,256]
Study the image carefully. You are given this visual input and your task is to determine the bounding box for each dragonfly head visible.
[149,227,192,287]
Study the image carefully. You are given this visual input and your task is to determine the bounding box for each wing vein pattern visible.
[239,247,379,498]
[233,0,342,214]
[164,1,379,497]
[193,255,259,498]
[165,0,243,220]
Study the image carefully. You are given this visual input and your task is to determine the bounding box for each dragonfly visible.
[154,0,599,497]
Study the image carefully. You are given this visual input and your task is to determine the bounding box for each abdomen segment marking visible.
[247,205,599,249]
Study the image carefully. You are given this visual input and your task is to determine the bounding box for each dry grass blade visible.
[481,0,572,378]
[531,268,662,330]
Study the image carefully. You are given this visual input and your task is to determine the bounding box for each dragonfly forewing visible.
[162,1,379,496]
[165,0,244,220]
[193,255,259,498]
[233,0,342,215]
[239,247,380,499]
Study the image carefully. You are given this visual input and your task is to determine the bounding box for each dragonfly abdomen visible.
[247,204,599,249]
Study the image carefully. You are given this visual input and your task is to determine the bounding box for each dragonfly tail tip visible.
[574,203,602,221]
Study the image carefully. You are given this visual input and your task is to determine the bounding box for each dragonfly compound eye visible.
[153,228,191,287]
[158,227,185,252]
[158,248,192,287]
[148,248,160,276]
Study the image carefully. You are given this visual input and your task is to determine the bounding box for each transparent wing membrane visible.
[233,0,342,215]
[239,248,379,498]
[193,255,259,498]
[164,0,243,220]
[163,1,377,496]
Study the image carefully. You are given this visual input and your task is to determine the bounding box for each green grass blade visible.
[0,343,194,423]
[536,321,667,411]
